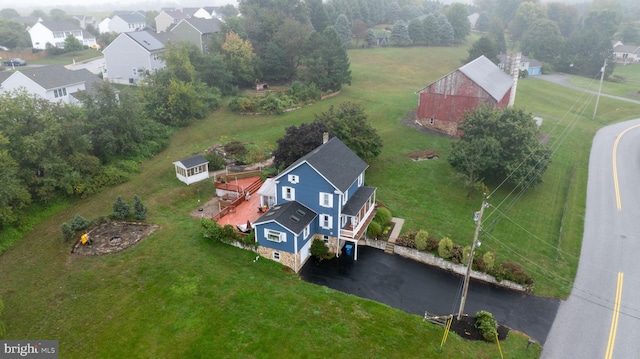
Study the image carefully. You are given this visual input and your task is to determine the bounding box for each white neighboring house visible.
[28,21,97,50]
[173,155,209,185]
[108,13,147,33]
[98,17,111,34]
[0,65,105,105]
[102,30,173,85]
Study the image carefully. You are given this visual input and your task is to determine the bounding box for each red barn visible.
[415,55,514,137]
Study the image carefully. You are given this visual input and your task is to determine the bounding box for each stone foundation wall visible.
[416,118,459,137]
[258,246,297,272]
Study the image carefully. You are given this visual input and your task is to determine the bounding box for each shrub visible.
[395,231,416,248]
[224,141,246,157]
[112,196,130,220]
[462,246,471,265]
[203,152,226,171]
[374,207,392,226]
[228,96,257,113]
[132,194,148,220]
[475,310,497,342]
[310,238,330,260]
[426,236,439,251]
[201,219,222,241]
[438,237,454,258]
[61,222,75,242]
[70,214,90,231]
[482,251,495,271]
[414,230,429,251]
[367,221,382,238]
[451,244,463,263]
[495,260,534,286]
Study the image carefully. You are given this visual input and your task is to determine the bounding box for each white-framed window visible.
[319,192,333,208]
[303,225,310,239]
[288,174,299,184]
[323,235,330,244]
[358,173,364,187]
[282,186,295,201]
[265,229,285,243]
[133,68,137,75]
[320,215,333,229]
[343,189,348,205]
[429,118,435,125]
[273,252,280,261]
[53,87,67,98]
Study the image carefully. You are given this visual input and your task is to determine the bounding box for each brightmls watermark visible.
[1,340,58,358]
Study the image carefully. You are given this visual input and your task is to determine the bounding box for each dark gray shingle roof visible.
[254,201,317,235]
[39,21,82,32]
[182,18,222,34]
[459,55,513,101]
[342,186,376,216]
[12,65,101,90]
[126,30,166,51]
[177,155,208,168]
[281,137,368,193]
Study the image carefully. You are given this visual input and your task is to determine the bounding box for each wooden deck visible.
[214,176,264,229]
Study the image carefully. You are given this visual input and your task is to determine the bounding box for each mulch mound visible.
[71,221,159,256]
[449,315,510,341]
[408,149,440,161]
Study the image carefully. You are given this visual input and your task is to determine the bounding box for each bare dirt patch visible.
[71,221,159,256]
[408,149,440,161]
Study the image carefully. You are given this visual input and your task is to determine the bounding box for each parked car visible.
[4,58,27,66]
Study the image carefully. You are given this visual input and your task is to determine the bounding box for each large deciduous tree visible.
[0,131,31,227]
[448,106,551,194]
[408,18,426,44]
[423,14,440,46]
[521,19,563,63]
[546,2,578,38]
[273,120,329,169]
[390,20,411,45]
[315,102,382,162]
[445,3,471,43]
[0,19,31,49]
[221,31,260,86]
[508,1,546,42]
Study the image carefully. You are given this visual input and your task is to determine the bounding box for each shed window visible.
[265,229,285,243]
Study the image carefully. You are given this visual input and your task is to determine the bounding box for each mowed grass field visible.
[0,43,638,357]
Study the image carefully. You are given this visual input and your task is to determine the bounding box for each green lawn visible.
[1,44,638,358]
[568,63,640,100]
[30,49,103,65]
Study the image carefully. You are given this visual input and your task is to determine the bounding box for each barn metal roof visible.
[458,55,513,101]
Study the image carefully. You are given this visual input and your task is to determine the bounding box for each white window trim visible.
[343,189,348,205]
[288,174,299,184]
[273,252,280,261]
[319,192,333,208]
[282,186,295,201]
[303,225,310,239]
[265,229,285,243]
[320,214,333,230]
[358,173,363,187]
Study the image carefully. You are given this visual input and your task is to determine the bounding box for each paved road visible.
[542,119,640,358]
[537,74,640,105]
[300,246,560,345]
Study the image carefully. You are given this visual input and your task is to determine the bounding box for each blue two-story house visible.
[253,136,377,272]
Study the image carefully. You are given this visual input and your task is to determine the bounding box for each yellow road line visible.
[605,272,623,359]
[612,124,640,211]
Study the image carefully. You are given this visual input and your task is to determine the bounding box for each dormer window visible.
[53,87,67,98]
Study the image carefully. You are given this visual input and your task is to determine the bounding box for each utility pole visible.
[458,197,488,320]
[592,58,607,120]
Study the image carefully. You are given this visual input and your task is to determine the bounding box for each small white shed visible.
[173,155,209,185]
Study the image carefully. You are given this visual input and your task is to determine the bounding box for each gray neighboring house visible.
[72,15,98,30]
[613,43,640,64]
[108,13,148,33]
[102,30,174,85]
[170,18,222,53]
[155,9,190,33]
[0,65,106,105]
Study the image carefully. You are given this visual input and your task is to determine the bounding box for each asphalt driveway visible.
[300,246,560,345]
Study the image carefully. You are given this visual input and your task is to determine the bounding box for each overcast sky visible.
[13,0,238,13]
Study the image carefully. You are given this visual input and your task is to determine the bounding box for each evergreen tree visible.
[262,42,291,81]
[408,18,426,44]
[309,0,330,32]
[61,222,75,242]
[488,16,507,53]
[299,27,352,92]
[133,194,148,220]
[112,196,131,220]
[334,13,352,45]
[390,20,411,46]
[423,14,440,46]
[437,14,455,45]
[365,28,377,47]
[386,2,401,23]
[463,36,499,64]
